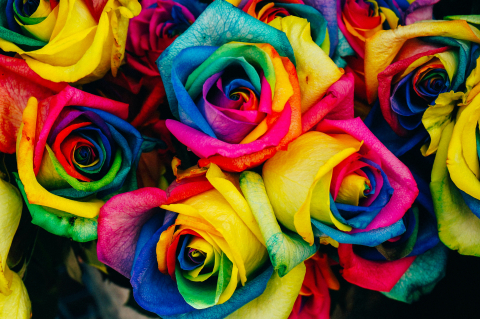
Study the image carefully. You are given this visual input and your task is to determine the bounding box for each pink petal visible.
[97,187,168,278]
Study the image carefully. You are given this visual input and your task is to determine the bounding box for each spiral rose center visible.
[74,144,97,166]
[10,0,58,42]
[255,2,291,23]
[22,0,40,16]
[200,64,267,143]
[414,66,449,103]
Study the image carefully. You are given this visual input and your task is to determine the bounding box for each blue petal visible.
[311,218,406,247]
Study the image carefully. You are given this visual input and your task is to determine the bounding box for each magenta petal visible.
[302,72,354,133]
[258,75,272,114]
[316,118,418,232]
[166,103,291,159]
[97,187,167,278]
[339,244,416,291]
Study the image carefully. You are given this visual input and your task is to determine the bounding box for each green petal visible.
[14,173,98,242]
[176,252,233,309]
[239,171,318,277]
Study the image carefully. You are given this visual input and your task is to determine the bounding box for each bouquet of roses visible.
[1,0,479,318]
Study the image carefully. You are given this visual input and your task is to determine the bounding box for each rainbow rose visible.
[338,0,439,59]
[261,118,418,247]
[98,164,306,317]
[364,17,480,157]
[158,0,343,171]
[288,252,339,319]
[12,67,149,241]
[337,162,446,303]
[0,0,141,83]
[83,0,205,127]
[337,0,439,101]
[126,0,200,77]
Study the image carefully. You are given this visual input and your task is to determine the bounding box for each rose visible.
[82,0,200,127]
[337,0,439,101]
[13,80,146,242]
[364,18,480,104]
[262,117,418,247]
[338,0,439,59]
[0,0,141,83]
[97,164,306,317]
[364,21,480,156]
[337,166,447,302]
[339,0,400,58]
[0,177,30,318]
[158,0,343,171]
[126,0,197,77]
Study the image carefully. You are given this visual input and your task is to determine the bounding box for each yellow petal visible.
[268,16,343,113]
[336,173,369,206]
[0,179,23,295]
[421,91,464,156]
[0,170,31,318]
[447,94,480,199]
[263,132,361,245]
[0,272,31,319]
[206,164,265,246]
[227,262,306,319]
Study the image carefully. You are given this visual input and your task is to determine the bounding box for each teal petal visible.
[382,244,448,303]
[332,29,354,68]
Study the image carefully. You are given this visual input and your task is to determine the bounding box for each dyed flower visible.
[339,0,397,58]
[83,0,203,128]
[14,85,145,242]
[0,0,141,83]
[126,0,197,77]
[338,0,439,59]
[262,118,418,247]
[365,18,480,104]
[334,136,445,302]
[364,19,480,156]
[337,0,439,102]
[98,164,305,317]
[0,177,31,318]
[158,0,343,172]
